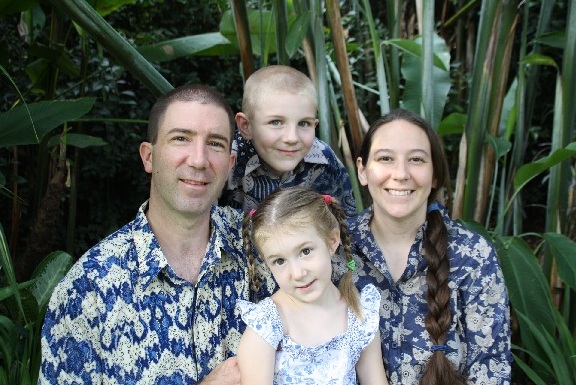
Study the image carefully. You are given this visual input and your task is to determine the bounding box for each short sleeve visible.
[236,298,284,349]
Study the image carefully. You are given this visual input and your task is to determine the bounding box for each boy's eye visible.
[297,121,312,128]
[269,119,282,126]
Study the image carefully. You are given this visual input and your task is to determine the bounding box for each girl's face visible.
[258,224,339,304]
[357,119,436,224]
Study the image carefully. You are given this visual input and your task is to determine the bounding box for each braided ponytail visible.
[242,213,261,294]
[419,208,467,385]
[328,199,362,319]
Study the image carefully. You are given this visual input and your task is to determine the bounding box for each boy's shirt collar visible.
[232,132,330,178]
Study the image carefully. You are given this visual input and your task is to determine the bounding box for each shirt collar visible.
[132,201,244,289]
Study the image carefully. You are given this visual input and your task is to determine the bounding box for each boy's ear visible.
[235,112,252,140]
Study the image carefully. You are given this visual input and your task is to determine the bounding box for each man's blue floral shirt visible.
[39,202,271,385]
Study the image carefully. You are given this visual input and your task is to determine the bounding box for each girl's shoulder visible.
[237,297,284,348]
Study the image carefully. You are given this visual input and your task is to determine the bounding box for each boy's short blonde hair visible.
[242,65,317,119]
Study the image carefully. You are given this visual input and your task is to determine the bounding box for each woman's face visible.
[357,119,436,224]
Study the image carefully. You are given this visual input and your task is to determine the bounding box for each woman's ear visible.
[236,112,252,140]
[356,157,368,186]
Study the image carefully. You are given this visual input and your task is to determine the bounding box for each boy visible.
[220,65,357,215]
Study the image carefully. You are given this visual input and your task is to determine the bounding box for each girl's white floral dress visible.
[237,284,381,385]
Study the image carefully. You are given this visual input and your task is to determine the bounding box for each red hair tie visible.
[322,194,332,205]
[248,209,256,218]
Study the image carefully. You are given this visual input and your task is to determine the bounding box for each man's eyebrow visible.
[164,128,230,145]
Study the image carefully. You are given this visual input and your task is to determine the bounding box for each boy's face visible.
[237,91,318,176]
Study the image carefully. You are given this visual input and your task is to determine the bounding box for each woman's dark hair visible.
[242,186,362,318]
[359,109,466,385]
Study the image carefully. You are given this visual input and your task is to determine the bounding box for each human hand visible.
[198,357,241,385]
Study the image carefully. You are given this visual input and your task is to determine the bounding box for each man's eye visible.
[208,141,226,148]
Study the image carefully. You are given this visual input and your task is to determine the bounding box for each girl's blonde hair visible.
[242,186,362,318]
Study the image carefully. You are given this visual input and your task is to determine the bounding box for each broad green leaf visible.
[285,12,310,58]
[534,30,566,49]
[86,0,137,16]
[385,38,449,72]
[496,237,556,332]
[0,98,96,148]
[511,352,548,385]
[220,9,279,56]
[0,0,37,15]
[438,112,467,136]
[47,133,108,149]
[521,53,558,68]
[0,281,35,302]
[137,33,237,62]
[542,233,576,291]
[485,134,512,159]
[398,35,451,129]
[513,142,576,191]
[29,250,73,309]
[27,44,81,77]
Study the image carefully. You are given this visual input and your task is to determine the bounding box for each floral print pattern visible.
[333,204,512,385]
[39,202,274,385]
[220,131,357,215]
[236,284,381,385]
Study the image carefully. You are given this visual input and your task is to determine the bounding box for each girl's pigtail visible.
[419,208,467,385]
[329,200,362,319]
[242,212,261,293]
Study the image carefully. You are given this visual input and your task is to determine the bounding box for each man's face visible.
[141,100,235,218]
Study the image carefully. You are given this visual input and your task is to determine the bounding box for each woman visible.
[338,109,512,385]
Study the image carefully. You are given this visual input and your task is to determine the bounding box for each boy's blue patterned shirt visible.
[221,131,357,215]
[39,202,268,385]
[334,204,512,385]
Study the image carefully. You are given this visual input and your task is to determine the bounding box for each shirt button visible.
[391,342,397,348]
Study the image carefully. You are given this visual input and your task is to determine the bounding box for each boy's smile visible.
[236,91,319,177]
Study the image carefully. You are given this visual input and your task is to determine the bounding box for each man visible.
[39,85,268,384]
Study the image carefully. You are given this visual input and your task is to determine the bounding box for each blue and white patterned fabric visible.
[236,284,380,385]
[335,204,512,385]
[220,131,357,215]
[39,201,273,385]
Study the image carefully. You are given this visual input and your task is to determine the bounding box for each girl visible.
[236,186,389,385]
[338,109,512,385]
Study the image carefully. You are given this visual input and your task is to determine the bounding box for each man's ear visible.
[356,157,368,186]
[235,112,252,140]
[140,142,153,173]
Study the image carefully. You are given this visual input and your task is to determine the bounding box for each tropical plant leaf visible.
[0,98,96,148]
[137,33,237,62]
[285,11,310,58]
[0,0,37,15]
[29,250,73,309]
[86,0,137,16]
[534,30,566,49]
[513,142,576,191]
[47,133,108,149]
[542,233,576,290]
[485,134,512,159]
[496,237,556,331]
[438,112,467,136]
[520,53,558,68]
[511,351,548,385]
